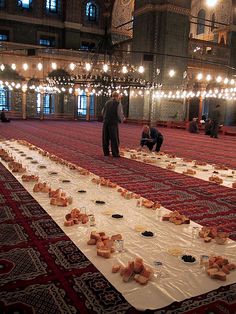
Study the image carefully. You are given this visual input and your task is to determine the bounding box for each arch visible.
[211,13,216,31]
[111,0,134,43]
[85,1,99,22]
[197,9,206,35]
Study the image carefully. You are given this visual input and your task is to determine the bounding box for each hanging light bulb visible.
[206,0,218,7]
[69,63,76,71]
[51,62,57,70]
[22,84,28,93]
[224,78,229,84]
[197,73,203,81]
[122,65,128,74]
[11,63,16,70]
[206,74,212,81]
[23,63,28,71]
[169,69,176,78]
[138,65,144,73]
[37,63,43,71]
[0,64,5,71]
[156,68,160,76]
[216,76,222,83]
[103,63,109,72]
[85,63,92,71]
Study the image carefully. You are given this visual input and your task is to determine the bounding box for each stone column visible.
[21,83,28,120]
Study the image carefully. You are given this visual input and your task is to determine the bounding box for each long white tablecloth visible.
[1,140,235,311]
[122,149,236,189]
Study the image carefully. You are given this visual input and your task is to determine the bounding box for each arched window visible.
[197,9,206,35]
[77,90,95,117]
[18,0,32,9]
[46,0,60,13]
[86,2,98,22]
[211,13,216,31]
[43,94,55,114]
[0,86,9,110]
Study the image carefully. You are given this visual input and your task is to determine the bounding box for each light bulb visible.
[51,62,57,70]
[138,65,144,73]
[169,69,175,78]
[37,63,43,71]
[206,74,212,81]
[69,63,76,71]
[103,64,109,72]
[23,63,28,71]
[85,63,92,71]
[197,73,203,81]
[206,0,217,7]
[11,63,16,70]
[122,66,128,74]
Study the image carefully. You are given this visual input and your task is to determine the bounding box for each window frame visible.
[18,0,32,10]
[39,36,56,47]
[46,0,58,14]
[197,9,206,35]
[43,94,55,114]
[85,2,98,22]
[0,0,5,9]
[0,86,10,111]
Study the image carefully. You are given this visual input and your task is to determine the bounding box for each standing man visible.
[211,104,220,138]
[139,125,164,152]
[102,91,124,157]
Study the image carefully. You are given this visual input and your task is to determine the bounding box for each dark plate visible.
[111,214,123,219]
[78,190,87,193]
[26,157,33,160]
[49,171,58,175]
[38,165,47,169]
[95,200,105,205]
[62,179,70,183]
[31,161,38,164]
[140,230,156,238]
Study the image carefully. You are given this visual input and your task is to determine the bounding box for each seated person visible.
[188,118,199,133]
[140,125,163,152]
[204,119,212,135]
[0,108,10,122]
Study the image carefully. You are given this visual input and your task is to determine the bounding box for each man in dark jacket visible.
[0,108,10,122]
[211,104,220,138]
[102,91,124,157]
[140,125,163,152]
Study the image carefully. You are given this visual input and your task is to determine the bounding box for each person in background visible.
[211,104,220,138]
[102,91,124,157]
[0,108,10,122]
[204,119,212,135]
[139,125,163,152]
[188,117,199,133]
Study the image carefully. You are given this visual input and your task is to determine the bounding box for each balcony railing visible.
[188,38,230,66]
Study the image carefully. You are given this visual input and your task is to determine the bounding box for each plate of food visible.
[140,230,157,238]
[179,254,197,265]
[111,214,123,219]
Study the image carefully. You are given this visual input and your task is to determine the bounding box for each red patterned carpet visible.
[0,121,236,313]
[0,121,236,240]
